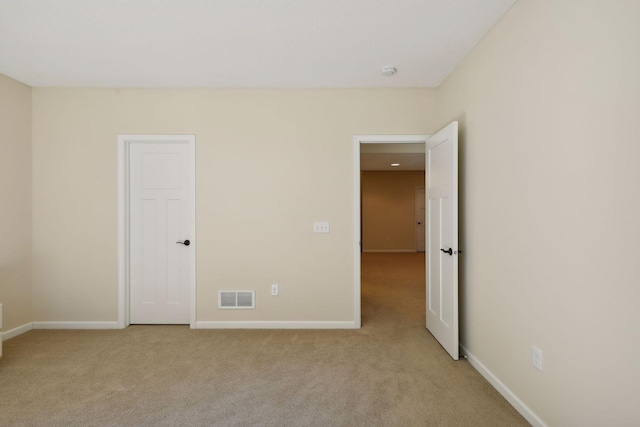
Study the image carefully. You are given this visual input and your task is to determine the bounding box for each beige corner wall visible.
[0,74,32,332]
[437,0,640,425]
[361,171,425,251]
[31,88,438,323]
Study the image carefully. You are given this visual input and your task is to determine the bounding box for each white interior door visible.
[129,139,194,324]
[415,187,426,252]
[426,121,459,360]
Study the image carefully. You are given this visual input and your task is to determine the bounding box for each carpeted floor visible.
[0,253,529,426]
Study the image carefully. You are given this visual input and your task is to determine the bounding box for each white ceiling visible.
[0,0,516,88]
[361,153,425,171]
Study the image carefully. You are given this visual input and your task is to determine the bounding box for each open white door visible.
[426,121,459,360]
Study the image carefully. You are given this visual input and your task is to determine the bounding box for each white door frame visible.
[118,134,197,329]
[415,186,426,252]
[353,134,430,327]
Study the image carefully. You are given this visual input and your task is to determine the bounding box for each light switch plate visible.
[313,221,330,233]
[532,346,543,372]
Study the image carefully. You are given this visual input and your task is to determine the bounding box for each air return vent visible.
[218,291,255,309]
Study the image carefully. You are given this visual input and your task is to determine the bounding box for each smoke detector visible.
[381,66,397,77]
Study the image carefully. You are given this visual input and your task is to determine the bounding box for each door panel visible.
[130,141,193,324]
[166,199,183,303]
[427,196,441,317]
[426,121,459,360]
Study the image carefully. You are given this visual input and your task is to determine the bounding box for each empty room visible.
[1,1,639,426]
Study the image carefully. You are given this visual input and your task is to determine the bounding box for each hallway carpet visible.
[0,253,528,426]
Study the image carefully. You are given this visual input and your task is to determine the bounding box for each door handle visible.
[440,248,452,256]
[176,240,191,246]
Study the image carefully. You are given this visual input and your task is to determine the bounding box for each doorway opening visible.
[353,135,429,328]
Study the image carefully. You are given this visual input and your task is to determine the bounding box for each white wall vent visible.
[218,291,255,309]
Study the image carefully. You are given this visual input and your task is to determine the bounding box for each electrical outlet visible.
[532,346,543,372]
[271,284,279,296]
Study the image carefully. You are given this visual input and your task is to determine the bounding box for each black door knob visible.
[440,248,452,256]
[176,240,191,246]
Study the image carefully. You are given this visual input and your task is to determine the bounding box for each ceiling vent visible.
[218,291,255,309]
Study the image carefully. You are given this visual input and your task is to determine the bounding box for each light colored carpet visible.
[0,253,529,426]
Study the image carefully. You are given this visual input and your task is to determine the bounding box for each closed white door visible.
[415,187,426,252]
[426,121,459,360]
[129,139,194,324]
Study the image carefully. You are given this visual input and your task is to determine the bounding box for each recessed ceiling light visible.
[382,66,397,77]
[390,163,400,167]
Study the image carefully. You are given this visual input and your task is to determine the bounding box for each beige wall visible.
[361,171,425,251]
[437,0,640,425]
[0,74,32,332]
[31,88,438,323]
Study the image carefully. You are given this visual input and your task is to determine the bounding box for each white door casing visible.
[415,187,426,252]
[425,121,459,360]
[118,135,196,327]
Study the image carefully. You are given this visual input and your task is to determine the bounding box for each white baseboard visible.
[362,249,416,253]
[195,321,358,329]
[461,345,548,427]
[32,321,120,330]
[2,322,34,341]
[4,320,356,335]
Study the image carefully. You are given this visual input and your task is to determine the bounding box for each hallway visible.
[361,252,426,330]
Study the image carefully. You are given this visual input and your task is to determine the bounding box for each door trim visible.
[415,186,426,252]
[353,134,430,328]
[118,134,196,329]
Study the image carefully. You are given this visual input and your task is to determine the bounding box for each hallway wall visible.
[361,171,425,252]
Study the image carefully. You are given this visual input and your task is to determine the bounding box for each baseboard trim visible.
[2,322,34,341]
[362,249,416,253]
[461,345,548,427]
[195,321,358,329]
[7,321,355,332]
[32,321,120,330]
